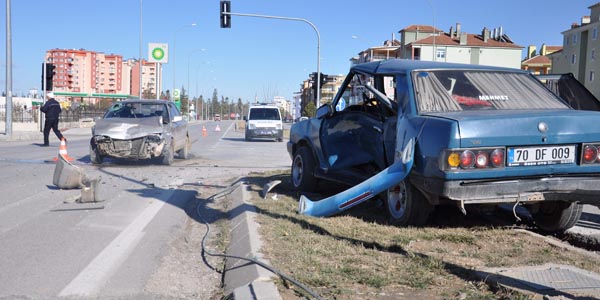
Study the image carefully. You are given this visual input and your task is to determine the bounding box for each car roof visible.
[115,99,170,105]
[351,59,525,75]
[249,104,279,109]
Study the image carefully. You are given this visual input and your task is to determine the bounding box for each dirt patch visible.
[246,171,600,300]
[144,186,230,300]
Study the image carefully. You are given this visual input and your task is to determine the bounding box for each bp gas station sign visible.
[148,43,168,63]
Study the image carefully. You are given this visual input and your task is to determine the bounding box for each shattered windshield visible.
[104,102,168,119]
[413,70,569,113]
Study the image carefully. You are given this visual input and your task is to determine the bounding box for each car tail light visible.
[443,148,505,171]
[460,151,475,168]
[490,149,504,167]
[582,144,600,164]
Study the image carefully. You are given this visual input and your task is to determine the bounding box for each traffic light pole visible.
[221,11,321,107]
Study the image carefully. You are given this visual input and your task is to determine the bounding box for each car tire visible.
[385,180,432,226]
[292,146,317,192]
[177,136,190,159]
[89,140,104,164]
[162,140,175,165]
[531,201,583,233]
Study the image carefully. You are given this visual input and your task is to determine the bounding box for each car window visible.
[413,70,570,113]
[168,102,181,118]
[104,102,171,119]
[249,108,280,120]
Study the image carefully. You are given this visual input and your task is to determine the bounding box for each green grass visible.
[246,171,599,299]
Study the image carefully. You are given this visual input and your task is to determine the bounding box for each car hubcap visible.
[293,156,303,187]
[387,182,407,219]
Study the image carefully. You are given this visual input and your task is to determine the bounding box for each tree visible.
[303,101,316,118]
[142,87,155,99]
[180,86,189,114]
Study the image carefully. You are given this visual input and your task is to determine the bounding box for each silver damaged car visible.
[90,100,190,165]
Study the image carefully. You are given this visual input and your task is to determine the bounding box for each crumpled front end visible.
[93,134,165,160]
[92,116,167,160]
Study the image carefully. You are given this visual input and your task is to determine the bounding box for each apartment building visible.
[550,2,600,99]
[45,49,160,102]
[395,23,523,69]
[126,59,159,98]
[521,44,562,75]
[46,49,123,95]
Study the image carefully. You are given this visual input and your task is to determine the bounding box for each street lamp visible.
[187,48,206,119]
[172,22,197,100]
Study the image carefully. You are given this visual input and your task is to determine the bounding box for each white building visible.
[396,23,523,69]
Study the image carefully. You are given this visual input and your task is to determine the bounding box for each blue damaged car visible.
[288,59,600,233]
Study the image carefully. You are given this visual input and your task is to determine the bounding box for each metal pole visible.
[139,0,143,98]
[156,63,160,99]
[223,12,321,107]
[5,0,13,137]
[172,23,196,102]
[425,0,436,61]
[187,49,204,119]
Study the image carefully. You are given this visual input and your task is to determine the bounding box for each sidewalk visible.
[0,123,92,142]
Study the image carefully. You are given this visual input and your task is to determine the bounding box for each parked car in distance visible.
[288,59,600,233]
[244,104,283,142]
[90,99,190,165]
[214,114,221,121]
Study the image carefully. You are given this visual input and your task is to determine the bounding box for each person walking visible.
[40,92,64,146]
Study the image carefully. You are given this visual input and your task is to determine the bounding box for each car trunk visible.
[433,109,600,147]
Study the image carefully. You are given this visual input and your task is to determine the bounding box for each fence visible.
[0,104,105,123]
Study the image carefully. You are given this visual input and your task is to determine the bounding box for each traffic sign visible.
[148,43,168,63]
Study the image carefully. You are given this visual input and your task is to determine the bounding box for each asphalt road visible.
[0,120,291,300]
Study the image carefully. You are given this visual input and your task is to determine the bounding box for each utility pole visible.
[5,0,13,137]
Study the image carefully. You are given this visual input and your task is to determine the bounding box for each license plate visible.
[507,145,575,166]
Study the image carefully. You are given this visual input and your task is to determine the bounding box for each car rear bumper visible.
[414,175,600,205]
[246,129,283,139]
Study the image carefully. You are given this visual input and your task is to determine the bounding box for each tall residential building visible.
[46,49,123,95]
[550,3,600,99]
[45,48,160,102]
[127,59,159,98]
[395,23,523,68]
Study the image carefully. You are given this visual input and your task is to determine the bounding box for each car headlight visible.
[248,123,256,130]
[276,123,282,130]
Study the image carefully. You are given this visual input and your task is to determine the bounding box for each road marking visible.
[58,198,167,297]
[212,122,235,149]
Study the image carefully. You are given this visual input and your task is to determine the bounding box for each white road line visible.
[58,199,167,297]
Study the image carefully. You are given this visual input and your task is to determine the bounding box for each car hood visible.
[427,109,600,147]
[93,117,163,140]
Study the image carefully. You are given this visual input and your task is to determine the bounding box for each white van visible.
[244,104,283,142]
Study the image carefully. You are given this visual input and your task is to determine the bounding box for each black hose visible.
[197,184,323,300]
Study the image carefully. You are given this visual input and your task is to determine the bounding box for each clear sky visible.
[0,0,596,103]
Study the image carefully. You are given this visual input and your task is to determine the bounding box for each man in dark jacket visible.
[40,92,64,146]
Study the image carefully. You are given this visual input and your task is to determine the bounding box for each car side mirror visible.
[316,104,333,119]
[243,116,247,121]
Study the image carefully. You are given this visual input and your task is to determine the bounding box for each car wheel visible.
[162,140,175,165]
[385,180,432,226]
[177,136,190,159]
[292,146,317,192]
[531,201,583,233]
[89,140,104,164]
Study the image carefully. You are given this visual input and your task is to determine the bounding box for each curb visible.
[223,182,282,300]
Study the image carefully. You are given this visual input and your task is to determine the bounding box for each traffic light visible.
[41,63,55,91]
[220,1,231,28]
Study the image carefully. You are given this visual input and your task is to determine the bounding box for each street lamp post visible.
[172,23,197,100]
[187,48,205,119]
